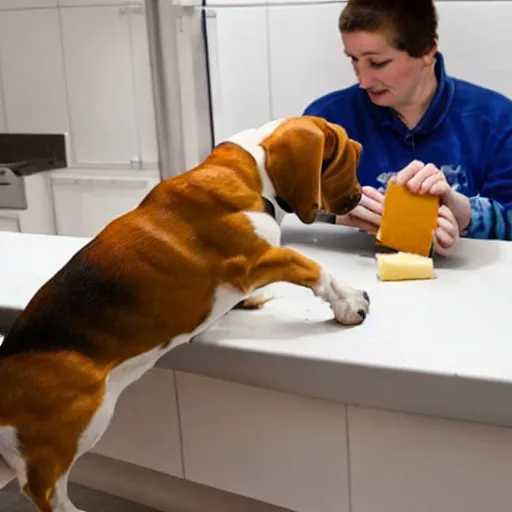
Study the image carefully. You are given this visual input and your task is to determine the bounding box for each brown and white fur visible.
[0,116,369,511]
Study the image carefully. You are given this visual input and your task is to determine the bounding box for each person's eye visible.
[370,60,391,69]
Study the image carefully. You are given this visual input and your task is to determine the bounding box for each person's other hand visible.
[433,205,460,256]
[394,160,452,200]
[336,186,384,235]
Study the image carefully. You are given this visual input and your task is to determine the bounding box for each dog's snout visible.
[337,192,362,215]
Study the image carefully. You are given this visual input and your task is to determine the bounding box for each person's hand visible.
[433,205,460,256]
[394,159,471,240]
[336,186,384,235]
[394,160,453,199]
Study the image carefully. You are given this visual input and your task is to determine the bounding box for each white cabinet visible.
[50,169,159,237]
[0,214,19,232]
[0,8,69,134]
[268,2,354,118]
[17,172,57,234]
[91,368,183,478]
[177,372,350,512]
[60,5,138,168]
[60,4,157,169]
[205,6,271,144]
[436,1,512,99]
[0,173,56,235]
[348,406,512,512]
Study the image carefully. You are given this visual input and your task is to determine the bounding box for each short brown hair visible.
[338,0,438,58]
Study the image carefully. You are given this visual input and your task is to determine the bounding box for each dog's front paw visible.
[330,283,370,325]
[313,269,370,325]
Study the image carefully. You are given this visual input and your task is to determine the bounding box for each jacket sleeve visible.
[464,125,512,240]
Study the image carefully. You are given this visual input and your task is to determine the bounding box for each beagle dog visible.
[0,115,369,512]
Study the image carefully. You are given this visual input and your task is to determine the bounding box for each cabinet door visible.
[268,2,354,118]
[91,368,183,478]
[51,171,159,237]
[177,372,350,512]
[0,8,68,133]
[205,7,271,144]
[60,6,139,168]
[18,173,56,235]
[349,406,512,512]
[129,4,159,167]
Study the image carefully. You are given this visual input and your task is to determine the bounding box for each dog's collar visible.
[262,197,276,218]
[262,196,293,221]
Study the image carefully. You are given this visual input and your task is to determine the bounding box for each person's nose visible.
[355,65,375,90]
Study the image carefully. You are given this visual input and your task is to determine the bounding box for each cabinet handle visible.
[130,157,142,170]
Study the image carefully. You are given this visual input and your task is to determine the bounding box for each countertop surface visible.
[1,216,511,427]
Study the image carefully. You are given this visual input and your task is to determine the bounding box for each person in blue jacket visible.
[304,0,512,254]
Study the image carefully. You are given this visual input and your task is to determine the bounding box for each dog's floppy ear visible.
[260,116,361,224]
[320,120,363,215]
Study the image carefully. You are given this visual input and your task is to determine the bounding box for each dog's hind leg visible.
[22,446,83,512]
[17,395,107,511]
[52,467,83,512]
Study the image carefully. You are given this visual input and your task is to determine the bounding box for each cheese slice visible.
[377,252,434,281]
[377,181,439,256]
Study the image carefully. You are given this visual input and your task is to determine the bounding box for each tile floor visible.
[0,480,160,511]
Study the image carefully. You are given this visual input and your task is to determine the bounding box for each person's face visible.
[341,29,437,109]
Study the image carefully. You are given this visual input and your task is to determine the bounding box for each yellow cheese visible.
[377,252,434,281]
[377,182,439,257]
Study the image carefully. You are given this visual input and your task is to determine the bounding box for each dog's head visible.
[260,116,363,224]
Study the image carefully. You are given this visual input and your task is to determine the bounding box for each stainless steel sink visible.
[0,133,67,210]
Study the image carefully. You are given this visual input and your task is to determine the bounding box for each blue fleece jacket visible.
[303,52,512,240]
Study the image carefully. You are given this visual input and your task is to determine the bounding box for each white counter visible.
[1,216,511,428]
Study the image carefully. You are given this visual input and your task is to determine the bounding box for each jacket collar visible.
[361,52,455,137]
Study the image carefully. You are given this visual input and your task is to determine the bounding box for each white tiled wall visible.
[0,1,160,236]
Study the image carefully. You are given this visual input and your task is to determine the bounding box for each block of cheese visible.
[377,181,439,256]
[377,252,434,281]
